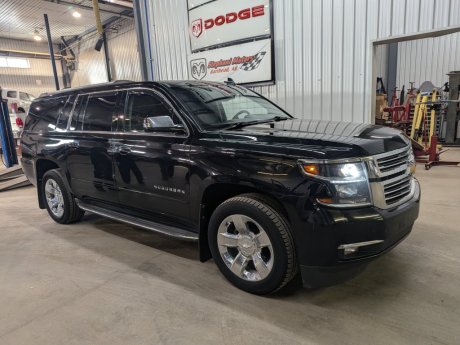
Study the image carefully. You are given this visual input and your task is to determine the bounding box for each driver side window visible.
[124,90,180,132]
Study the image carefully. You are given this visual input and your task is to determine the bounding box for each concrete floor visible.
[1,150,460,345]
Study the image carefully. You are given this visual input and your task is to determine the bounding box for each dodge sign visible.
[188,0,271,52]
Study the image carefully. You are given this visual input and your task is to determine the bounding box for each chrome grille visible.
[377,149,410,173]
[383,175,412,205]
[369,146,415,209]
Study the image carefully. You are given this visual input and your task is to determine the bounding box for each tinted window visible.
[124,91,180,132]
[55,96,73,131]
[82,93,118,131]
[19,92,29,101]
[70,95,88,131]
[6,91,17,98]
[25,96,68,132]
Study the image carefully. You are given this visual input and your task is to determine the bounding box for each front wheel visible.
[208,194,297,295]
[42,169,84,224]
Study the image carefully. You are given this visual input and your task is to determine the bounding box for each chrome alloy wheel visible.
[217,214,274,282]
[44,179,64,218]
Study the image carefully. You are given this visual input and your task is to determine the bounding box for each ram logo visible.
[191,19,203,38]
[190,58,207,80]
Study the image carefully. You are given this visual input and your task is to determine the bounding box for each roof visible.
[37,80,236,98]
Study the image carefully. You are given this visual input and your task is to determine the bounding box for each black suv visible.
[21,81,420,294]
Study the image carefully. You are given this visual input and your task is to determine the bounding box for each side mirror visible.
[143,115,185,133]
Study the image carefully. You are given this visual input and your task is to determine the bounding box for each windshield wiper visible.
[220,116,291,130]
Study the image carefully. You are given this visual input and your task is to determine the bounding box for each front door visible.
[113,89,192,225]
[65,91,121,205]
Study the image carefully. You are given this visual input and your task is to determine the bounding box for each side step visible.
[76,200,199,242]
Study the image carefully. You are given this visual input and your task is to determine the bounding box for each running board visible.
[76,201,199,242]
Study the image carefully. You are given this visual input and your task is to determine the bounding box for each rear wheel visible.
[42,170,84,224]
[208,194,297,295]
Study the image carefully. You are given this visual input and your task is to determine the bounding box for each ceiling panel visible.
[0,0,132,43]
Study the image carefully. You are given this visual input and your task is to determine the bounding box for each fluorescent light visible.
[33,35,42,41]
[72,10,81,18]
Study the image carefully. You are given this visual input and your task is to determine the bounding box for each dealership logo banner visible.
[188,0,270,52]
[188,39,272,84]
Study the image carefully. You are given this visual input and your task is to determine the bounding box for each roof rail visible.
[111,80,133,84]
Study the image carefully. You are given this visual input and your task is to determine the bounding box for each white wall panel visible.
[0,37,63,97]
[107,19,142,82]
[397,32,460,88]
[71,34,107,87]
[71,19,141,87]
[140,0,460,123]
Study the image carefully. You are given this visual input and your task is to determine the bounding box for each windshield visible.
[169,82,291,129]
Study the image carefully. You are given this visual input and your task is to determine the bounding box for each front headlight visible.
[299,161,372,207]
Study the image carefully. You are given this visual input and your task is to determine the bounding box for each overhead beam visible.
[99,0,133,9]
[373,25,460,46]
[0,49,63,59]
[65,15,124,45]
[42,0,133,19]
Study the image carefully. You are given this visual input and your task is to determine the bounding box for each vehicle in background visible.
[0,88,34,138]
[0,88,36,114]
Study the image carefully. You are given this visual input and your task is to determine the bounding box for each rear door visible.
[65,91,121,205]
[112,88,192,225]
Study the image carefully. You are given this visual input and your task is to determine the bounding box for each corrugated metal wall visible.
[107,19,142,81]
[397,32,460,88]
[0,37,63,97]
[71,34,107,87]
[71,18,141,87]
[141,0,460,123]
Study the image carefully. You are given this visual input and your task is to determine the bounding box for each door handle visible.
[118,146,131,155]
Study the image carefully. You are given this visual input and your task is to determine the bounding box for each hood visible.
[201,119,410,160]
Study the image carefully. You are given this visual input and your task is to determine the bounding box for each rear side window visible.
[6,91,17,98]
[82,92,118,132]
[25,96,68,132]
[70,95,88,131]
[55,96,73,131]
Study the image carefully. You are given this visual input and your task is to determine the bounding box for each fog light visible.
[343,246,358,255]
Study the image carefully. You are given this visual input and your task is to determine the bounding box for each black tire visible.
[208,194,297,295]
[41,169,84,224]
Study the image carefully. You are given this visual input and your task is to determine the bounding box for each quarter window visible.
[26,96,68,132]
[124,91,180,132]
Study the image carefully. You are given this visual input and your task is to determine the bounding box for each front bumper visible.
[297,179,420,288]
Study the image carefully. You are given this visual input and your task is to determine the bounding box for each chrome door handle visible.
[118,146,131,155]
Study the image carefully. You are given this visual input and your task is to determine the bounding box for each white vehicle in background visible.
[1,88,35,138]
[1,88,36,114]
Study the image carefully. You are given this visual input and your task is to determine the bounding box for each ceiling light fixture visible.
[33,30,42,41]
[72,10,82,18]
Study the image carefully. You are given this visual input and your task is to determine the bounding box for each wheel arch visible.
[198,182,289,262]
[36,159,69,209]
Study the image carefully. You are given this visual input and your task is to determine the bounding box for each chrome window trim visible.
[65,87,190,138]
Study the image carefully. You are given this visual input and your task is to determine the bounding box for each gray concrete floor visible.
[1,150,460,345]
